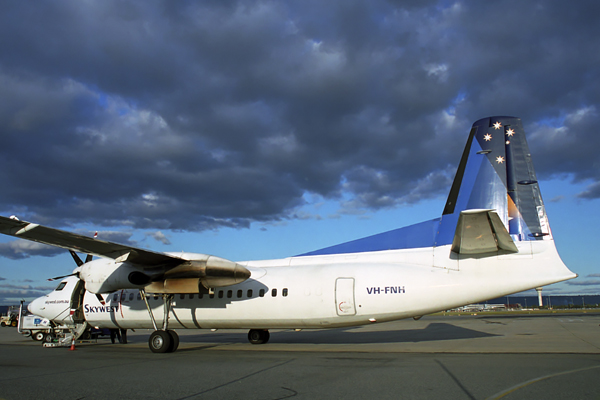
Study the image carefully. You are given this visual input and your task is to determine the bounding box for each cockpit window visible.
[55,282,67,291]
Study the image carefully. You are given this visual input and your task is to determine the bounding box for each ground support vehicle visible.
[1,305,20,327]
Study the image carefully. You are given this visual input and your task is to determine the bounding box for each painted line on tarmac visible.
[485,364,600,400]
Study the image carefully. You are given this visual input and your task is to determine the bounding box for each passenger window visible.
[259,289,265,297]
[153,295,159,300]
[113,294,118,301]
[199,293,203,299]
[189,294,194,299]
[227,290,233,298]
[129,293,134,301]
[137,293,141,300]
[237,290,242,298]
[209,292,215,299]
[218,291,224,298]
[272,288,277,297]
[55,282,67,291]
[283,288,288,297]
[180,294,185,300]
[247,289,253,297]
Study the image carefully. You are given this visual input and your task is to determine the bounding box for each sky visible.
[0,0,599,304]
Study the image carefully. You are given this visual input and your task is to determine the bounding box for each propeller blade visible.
[95,293,105,305]
[69,250,84,267]
[47,272,78,281]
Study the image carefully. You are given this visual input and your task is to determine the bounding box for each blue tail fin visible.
[301,116,551,256]
[435,116,551,247]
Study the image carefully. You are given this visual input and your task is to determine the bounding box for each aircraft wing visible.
[451,209,518,255]
[0,215,182,268]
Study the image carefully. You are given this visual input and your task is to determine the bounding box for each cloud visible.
[0,0,599,234]
[0,283,56,303]
[566,279,600,286]
[146,231,172,245]
[0,231,137,259]
[0,240,65,260]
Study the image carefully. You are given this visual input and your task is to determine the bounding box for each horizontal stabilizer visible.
[451,209,518,255]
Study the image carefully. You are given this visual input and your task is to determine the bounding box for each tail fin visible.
[435,116,551,248]
[301,116,552,256]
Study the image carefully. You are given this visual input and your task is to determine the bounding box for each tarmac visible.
[1,312,599,399]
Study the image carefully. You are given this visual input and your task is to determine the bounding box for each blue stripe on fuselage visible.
[299,218,441,256]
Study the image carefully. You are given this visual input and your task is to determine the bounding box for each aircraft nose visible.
[27,296,45,316]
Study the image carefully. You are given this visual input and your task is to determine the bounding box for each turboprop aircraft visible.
[0,116,577,353]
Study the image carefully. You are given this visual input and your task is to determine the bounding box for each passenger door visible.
[335,278,356,316]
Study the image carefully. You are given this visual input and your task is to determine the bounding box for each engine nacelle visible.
[163,255,251,288]
[79,254,251,294]
[80,259,152,294]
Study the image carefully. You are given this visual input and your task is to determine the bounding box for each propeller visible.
[47,251,91,281]
[67,250,105,305]
[48,249,106,305]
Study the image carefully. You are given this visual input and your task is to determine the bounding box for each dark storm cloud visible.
[0,0,599,232]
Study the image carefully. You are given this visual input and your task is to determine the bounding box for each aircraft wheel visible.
[248,329,270,345]
[167,330,179,352]
[149,330,172,353]
[33,331,45,341]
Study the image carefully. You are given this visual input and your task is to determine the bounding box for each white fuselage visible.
[29,240,575,331]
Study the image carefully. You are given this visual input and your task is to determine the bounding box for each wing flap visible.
[451,209,518,255]
[0,216,182,268]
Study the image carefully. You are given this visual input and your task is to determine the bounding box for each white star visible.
[506,128,515,137]
[484,133,492,141]
[494,121,502,129]
[496,156,505,164]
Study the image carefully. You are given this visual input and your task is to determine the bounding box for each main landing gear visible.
[140,290,180,353]
[248,329,270,344]
[149,329,179,353]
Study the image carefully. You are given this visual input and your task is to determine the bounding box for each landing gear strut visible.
[248,329,270,344]
[140,290,180,353]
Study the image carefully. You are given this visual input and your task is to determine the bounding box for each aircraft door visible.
[335,278,356,316]
[70,279,86,323]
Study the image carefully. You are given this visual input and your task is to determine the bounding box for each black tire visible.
[1,322,5,327]
[42,333,54,343]
[149,330,172,353]
[11,320,17,327]
[167,330,179,352]
[33,331,45,341]
[248,329,270,344]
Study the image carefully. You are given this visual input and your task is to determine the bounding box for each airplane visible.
[0,116,577,353]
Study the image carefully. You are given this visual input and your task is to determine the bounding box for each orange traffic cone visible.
[69,337,76,351]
